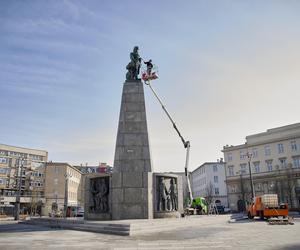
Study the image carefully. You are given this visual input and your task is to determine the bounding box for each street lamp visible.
[246,152,255,201]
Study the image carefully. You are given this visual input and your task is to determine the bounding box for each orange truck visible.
[247,194,288,219]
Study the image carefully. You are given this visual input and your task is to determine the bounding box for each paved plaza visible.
[0,215,299,250]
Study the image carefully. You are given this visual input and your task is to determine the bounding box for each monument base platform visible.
[21,216,205,236]
[154,211,181,219]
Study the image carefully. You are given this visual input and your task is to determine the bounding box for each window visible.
[228,166,234,176]
[252,148,258,158]
[293,156,300,168]
[264,145,271,156]
[279,158,287,169]
[240,164,247,175]
[230,185,237,193]
[253,162,260,173]
[30,154,42,161]
[278,143,284,154]
[214,176,218,183]
[227,153,233,162]
[213,165,218,172]
[215,188,219,195]
[31,162,44,169]
[268,181,275,190]
[266,160,273,172]
[240,151,246,160]
[54,178,58,185]
[255,183,262,191]
[0,157,7,164]
[55,166,59,174]
[0,168,7,174]
[0,178,5,185]
[291,141,298,151]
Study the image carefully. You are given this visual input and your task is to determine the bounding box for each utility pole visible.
[14,158,24,220]
[247,152,255,201]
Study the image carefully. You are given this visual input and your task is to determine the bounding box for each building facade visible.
[191,161,228,206]
[74,162,113,174]
[222,123,300,212]
[0,144,48,215]
[44,162,82,216]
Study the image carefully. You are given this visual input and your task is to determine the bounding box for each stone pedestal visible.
[112,80,153,220]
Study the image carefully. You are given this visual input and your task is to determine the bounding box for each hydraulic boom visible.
[145,81,193,206]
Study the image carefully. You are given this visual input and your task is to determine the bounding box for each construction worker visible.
[144,59,153,75]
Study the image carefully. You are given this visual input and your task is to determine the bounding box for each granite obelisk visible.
[111,79,153,220]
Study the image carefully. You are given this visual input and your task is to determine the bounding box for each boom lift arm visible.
[145,81,193,206]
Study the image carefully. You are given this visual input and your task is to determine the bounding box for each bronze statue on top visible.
[126,46,141,80]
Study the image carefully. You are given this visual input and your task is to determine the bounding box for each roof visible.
[46,162,82,174]
[222,122,300,152]
[192,162,225,173]
[0,143,48,155]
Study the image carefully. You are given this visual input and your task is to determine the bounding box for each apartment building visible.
[44,162,82,216]
[222,123,300,211]
[0,144,48,215]
[191,160,228,206]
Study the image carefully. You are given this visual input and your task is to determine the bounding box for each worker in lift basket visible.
[144,59,153,76]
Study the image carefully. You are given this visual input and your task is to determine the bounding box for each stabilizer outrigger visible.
[143,76,193,207]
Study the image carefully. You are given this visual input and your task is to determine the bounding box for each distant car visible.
[76,208,84,217]
[224,207,231,214]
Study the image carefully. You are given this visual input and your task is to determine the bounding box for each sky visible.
[1,0,300,172]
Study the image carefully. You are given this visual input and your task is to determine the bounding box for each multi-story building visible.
[222,123,300,212]
[74,162,113,174]
[0,144,48,215]
[44,162,82,216]
[191,160,228,206]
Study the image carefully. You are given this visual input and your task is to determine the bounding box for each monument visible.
[84,47,183,220]
[111,46,153,219]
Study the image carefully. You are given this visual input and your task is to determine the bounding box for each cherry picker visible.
[142,68,193,208]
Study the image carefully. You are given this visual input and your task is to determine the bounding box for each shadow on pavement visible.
[133,226,231,241]
[273,244,300,250]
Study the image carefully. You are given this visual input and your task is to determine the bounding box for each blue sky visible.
[1,0,300,172]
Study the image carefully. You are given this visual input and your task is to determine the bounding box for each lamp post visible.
[247,152,255,201]
[14,157,24,220]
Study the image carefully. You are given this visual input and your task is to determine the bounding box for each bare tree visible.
[205,181,214,207]
[284,163,295,208]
